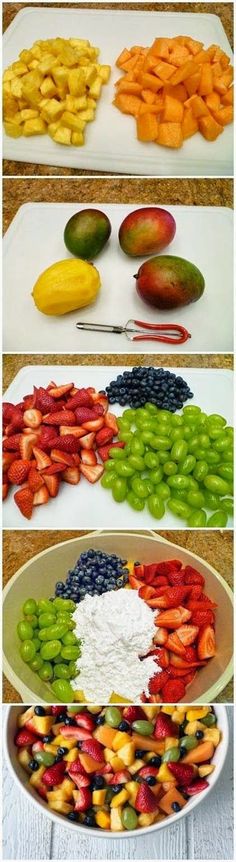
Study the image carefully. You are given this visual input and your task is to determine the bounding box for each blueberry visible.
[29,759,39,771]
[135,749,146,758]
[150,756,161,767]
[118,720,130,732]
[112,784,123,794]
[42,734,53,743]
[64,716,76,726]
[145,776,156,786]
[84,815,96,827]
[180,747,186,758]
[196,730,204,740]
[172,802,181,812]
[34,706,45,716]
[116,578,124,587]
[95,715,105,726]
[67,811,78,821]
[57,746,69,756]
[91,775,105,789]
[54,754,63,763]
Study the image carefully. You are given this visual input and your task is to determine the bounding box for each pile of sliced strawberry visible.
[2,382,123,519]
[130,560,217,703]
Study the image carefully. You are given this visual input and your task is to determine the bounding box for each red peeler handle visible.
[133,320,191,344]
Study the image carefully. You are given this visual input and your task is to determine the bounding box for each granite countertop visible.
[3,528,233,703]
[3,2,233,177]
[3,176,233,233]
[3,352,233,392]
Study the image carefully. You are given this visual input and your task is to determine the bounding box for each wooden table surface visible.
[3,176,233,233]
[3,704,233,860]
[3,2,233,177]
[3,528,233,703]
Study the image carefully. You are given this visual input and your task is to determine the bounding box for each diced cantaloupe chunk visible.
[198,114,223,141]
[137,111,159,141]
[157,121,183,148]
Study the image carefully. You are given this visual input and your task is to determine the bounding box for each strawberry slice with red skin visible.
[14,487,34,519]
[148,670,170,695]
[80,738,105,761]
[169,652,206,669]
[75,713,95,732]
[74,787,92,812]
[59,425,86,439]
[23,408,42,430]
[82,417,104,432]
[48,384,74,398]
[152,647,170,668]
[168,762,195,785]
[20,433,39,460]
[135,783,158,813]
[155,606,192,629]
[2,452,18,471]
[147,573,169,587]
[93,403,105,416]
[33,486,50,506]
[15,728,38,747]
[66,758,86,775]
[122,706,145,722]
[43,474,60,497]
[50,435,80,454]
[129,574,144,590]
[62,467,80,484]
[165,632,187,657]
[51,706,66,716]
[176,625,199,646]
[169,665,192,678]
[154,711,178,739]
[66,389,94,410]
[79,432,96,450]
[3,434,21,451]
[8,459,31,485]
[98,441,125,462]
[153,628,168,646]
[191,610,215,627]
[50,449,75,467]
[167,570,185,586]
[28,467,45,493]
[184,778,209,795]
[184,566,205,586]
[197,624,216,659]
[138,766,159,780]
[95,427,114,446]
[162,678,186,702]
[104,412,119,434]
[155,560,183,576]
[80,449,97,466]
[80,463,104,483]
[110,770,131,785]
[152,586,190,609]
[32,447,52,470]
[139,585,157,601]
[42,761,66,786]
[68,771,90,788]
[187,600,217,611]
[188,585,203,601]
[44,410,76,426]
[75,407,99,424]
[60,725,93,741]
[2,402,17,423]
[41,463,64,475]
[2,482,9,500]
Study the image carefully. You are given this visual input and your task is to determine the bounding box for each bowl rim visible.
[4,704,229,838]
[2,530,233,703]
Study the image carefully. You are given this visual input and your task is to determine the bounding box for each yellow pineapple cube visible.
[84,65,97,87]
[198,764,215,777]
[38,53,59,75]
[41,98,64,122]
[118,741,136,767]
[125,780,139,806]
[3,69,15,82]
[185,721,206,735]
[68,69,86,96]
[186,708,210,722]
[112,731,131,751]
[4,121,22,137]
[53,734,76,749]
[30,765,45,787]
[61,110,84,132]
[11,78,23,98]
[48,800,73,815]
[51,66,68,89]
[89,75,102,99]
[111,788,129,808]
[157,763,175,783]
[12,61,28,77]
[129,758,145,775]
[203,728,221,746]
[78,108,94,122]
[28,60,40,71]
[53,126,71,145]
[92,789,107,805]
[161,706,175,715]
[18,747,32,773]
[40,76,57,98]
[20,108,39,120]
[23,117,47,136]
[110,755,126,771]
[165,736,180,751]
[19,49,34,64]
[64,747,79,763]
[142,706,159,720]
[110,806,124,832]
[95,810,110,829]
[71,131,84,146]
[138,812,157,827]
[43,744,58,754]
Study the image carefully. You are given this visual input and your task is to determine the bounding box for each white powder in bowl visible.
[71,588,160,702]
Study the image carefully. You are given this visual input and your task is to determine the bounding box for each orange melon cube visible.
[130,45,145,56]
[116,48,131,68]
[185,70,201,97]
[212,106,233,126]
[214,76,228,96]
[79,753,105,773]
[194,49,212,64]
[143,54,160,72]
[198,63,213,96]
[162,94,184,123]
[221,87,233,106]
[182,740,214,764]
[139,72,163,93]
[205,91,221,112]
[169,61,198,86]
[220,51,230,69]
[117,81,142,95]
[139,98,163,115]
[159,787,187,815]
[132,733,165,754]
[190,95,209,118]
[212,62,223,80]
[113,93,142,116]
[153,60,176,81]
[198,114,223,141]
[157,122,183,149]
[186,38,204,56]
[137,112,159,141]
[170,45,190,67]
[164,83,187,102]
[182,107,198,139]
[141,88,156,104]
[94,724,118,747]
[121,55,140,73]
[151,38,171,60]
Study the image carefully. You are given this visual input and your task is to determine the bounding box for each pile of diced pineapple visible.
[3,37,111,146]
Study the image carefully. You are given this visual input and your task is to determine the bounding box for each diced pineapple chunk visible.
[118,741,136,766]
[20,108,39,120]
[203,728,221,746]
[38,53,59,75]
[92,789,107,805]
[129,759,145,775]
[23,117,46,136]
[111,788,129,808]
[4,121,22,137]
[51,66,68,88]
[95,810,111,829]
[125,780,139,806]
[71,131,84,146]
[61,110,85,131]
[48,800,73,814]
[99,64,111,83]
[89,75,103,98]
[110,806,124,832]
[78,108,94,121]
[12,61,28,76]
[186,708,210,721]
[198,764,215,777]
[11,78,23,98]
[3,69,15,82]
[41,98,64,122]
[68,68,86,96]
[53,125,72,145]
[165,736,180,751]
[138,812,157,827]
[40,76,57,98]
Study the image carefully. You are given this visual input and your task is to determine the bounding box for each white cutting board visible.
[3,203,233,354]
[3,7,233,176]
[3,365,233,530]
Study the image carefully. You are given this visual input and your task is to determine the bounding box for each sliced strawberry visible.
[197,624,216,659]
[66,389,94,410]
[80,738,104,761]
[129,574,144,590]
[41,463,64,475]
[2,402,17,423]
[68,771,90,789]
[2,452,17,472]
[80,463,104,483]
[62,467,80,484]
[82,417,104,432]
[169,652,206,669]
[51,706,66,716]
[42,761,66,786]
[67,759,86,775]
[154,711,178,738]
[184,566,205,586]
[32,447,52,470]
[59,425,86,439]
[104,412,119,434]
[184,645,198,663]
[73,453,81,466]
[169,665,193,678]
[187,600,217,611]
[177,624,199,646]
[34,387,56,413]
[168,762,195,785]
[20,433,39,460]
[90,392,108,412]
[80,449,97,465]
[95,427,114,446]
[165,632,186,657]
[139,585,157,601]
[60,726,93,741]
[74,407,99,424]
[51,435,80,453]
[79,432,96,450]
[23,408,42,429]
[51,449,75,467]
[188,585,203,600]
[167,570,185,586]
[135,783,158,813]
[156,606,192,629]
[2,482,9,500]
[43,474,60,497]
[153,627,168,646]
[151,575,169,588]
[74,786,92,812]
[155,560,182,576]
[44,410,76,426]
[162,678,186,702]
[191,609,215,627]
[33,486,50,506]
[15,728,38,747]
[152,586,190,609]
[28,468,45,493]
[148,670,170,695]
[152,647,170,668]
[184,778,209,795]
[48,384,74,398]
[142,563,159,582]
[110,769,131,784]
[123,706,145,722]
[138,766,159,779]
[75,713,95,731]
[5,410,25,435]
[14,487,34,519]
[3,434,21,451]
[8,459,31,485]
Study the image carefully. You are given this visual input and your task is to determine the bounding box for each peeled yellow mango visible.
[32,257,101,315]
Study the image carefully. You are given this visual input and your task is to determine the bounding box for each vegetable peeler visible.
[76,318,191,344]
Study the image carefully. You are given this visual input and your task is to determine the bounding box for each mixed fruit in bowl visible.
[15,550,217,704]
[14,704,222,831]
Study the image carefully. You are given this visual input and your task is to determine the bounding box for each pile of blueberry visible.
[105,366,193,411]
[55,549,130,603]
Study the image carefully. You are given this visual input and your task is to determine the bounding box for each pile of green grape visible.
[101,403,233,527]
[17,597,81,702]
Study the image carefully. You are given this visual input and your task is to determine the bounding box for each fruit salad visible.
[114,36,233,149]
[16,552,217,703]
[14,704,221,831]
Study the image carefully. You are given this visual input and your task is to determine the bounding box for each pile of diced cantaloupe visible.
[3,37,110,146]
[113,36,233,148]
